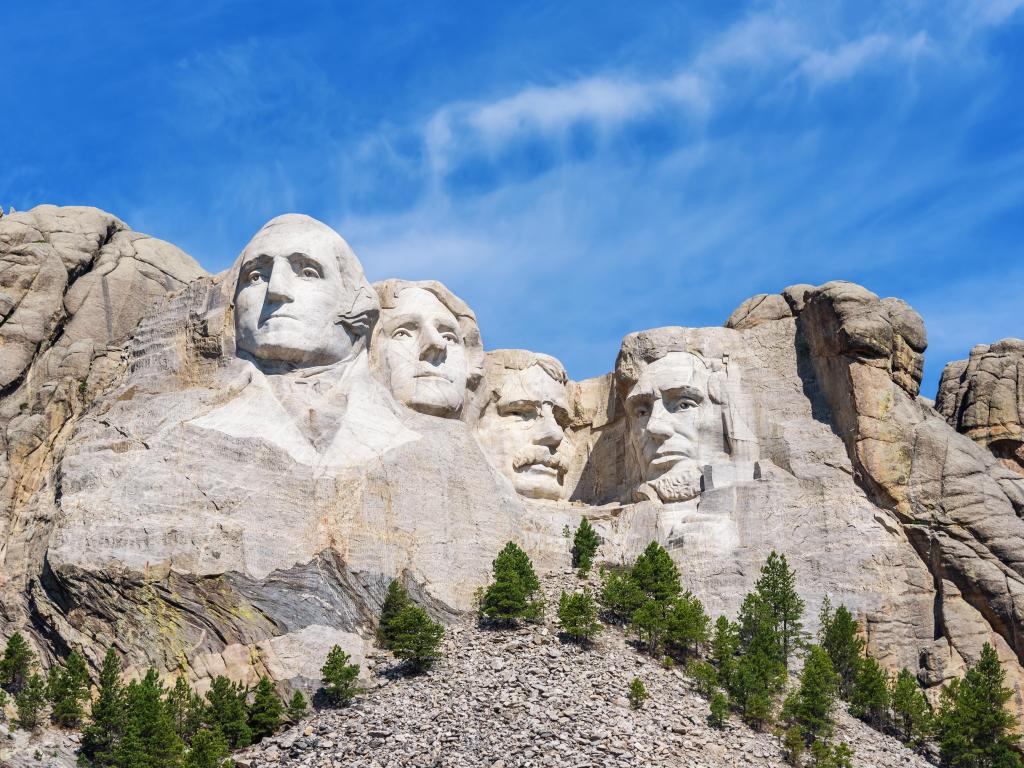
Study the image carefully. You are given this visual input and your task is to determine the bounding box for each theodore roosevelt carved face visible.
[373,280,484,418]
[234,215,377,371]
[475,351,572,500]
[622,350,726,503]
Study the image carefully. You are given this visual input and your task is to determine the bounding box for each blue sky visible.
[3,0,1022,396]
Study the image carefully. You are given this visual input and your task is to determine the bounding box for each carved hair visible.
[372,279,485,390]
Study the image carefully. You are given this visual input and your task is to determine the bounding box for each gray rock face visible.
[1,206,1022,723]
[937,338,1024,476]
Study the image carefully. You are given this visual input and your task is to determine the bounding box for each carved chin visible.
[644,463,703,503]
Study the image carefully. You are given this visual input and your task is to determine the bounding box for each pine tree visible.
[781,645,839,751]
[571,518,601,572]
[204,675,251,749]
[1,632,35,694]
[685,660,718,698]
[889,668,931,747]
[14,672,47,730]
[119,668,185,768]
[388,604,446,671]
[818,599,865,699]
[731,603,786,729]
[320,645,360,706]
[481,542,544,625]
[630,597,669,654]
[0,688,8,720]
[80,647,127,767]
[748,551,804,665]
[628,677,648,709]
[248,676,283,741]
[630,541,681,603]
[598,567,644,625]
[665,591,710,658]
[935,643,1022,767]
[557,589,601,643]
[183,726,229,768]
[849,656,890,729]
[710,616,740,691]
[377,579,412,648]
[708,691,729,728]
[286,690,308,722]
[49,651,91,728]
[166,675,204,744]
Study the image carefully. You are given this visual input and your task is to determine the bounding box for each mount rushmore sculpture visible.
[1,205,1023,713]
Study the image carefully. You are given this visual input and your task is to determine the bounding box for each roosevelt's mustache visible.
[512,446,569,474]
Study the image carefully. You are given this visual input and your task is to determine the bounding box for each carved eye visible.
[246,271,263,285]
[392,328,414,340]
[668,398,698,413]
[507,406,537,421]
[633,406,650,419]
[441,332,459,344]
[300,266,320,279]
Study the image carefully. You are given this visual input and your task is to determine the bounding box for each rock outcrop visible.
[1,206,1022,725]
[937,338,1024,476]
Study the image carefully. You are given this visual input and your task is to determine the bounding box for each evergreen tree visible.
[14,672,47,730]
[628,677,647,709]
[248,676,283,741]
[665,592,710,658]
[746,551,804,665]
[710,616,741,691]
[388,604,446,671]
[286,690,308,722]
[781,645,839,752]
[598,567,644,625]
[320,645,360,706]
[731,605,786,729]
[204,675,251,749]
[183,727,229,768]
[708,691,729,729]
[80,647,127,767]
[119,668,185,768]
[377,579,412,648]
[0,632,35,694]
[935,643,1021,768]
[849,656,890,729]
[480,542,544,625]
[629,598,669,654]
[685,660,718,698]
[889,668,931,747]
[166,675,204,745]
[0,688,8,721]
[630,541,681,603]
[571,518,601,572]
[50,651,91,728]
[557,590,602,643]
[818,599,865,699]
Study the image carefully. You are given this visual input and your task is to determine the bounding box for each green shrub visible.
[204,675,251,749]
[0,632,35,694]
[14,672,46,730]
[248,676,283,741]
[377,579,412,648]
[388,605,445,671]
[628,677,648,709]
[889,668,931,747]
[321,645,360,706]
[849,656,890,729]
[557,590,601,643]
[708,691,729,729]
[480,542,544,625]
[571,518,601,572]
[685,660,718,699]
[286,690,308,722]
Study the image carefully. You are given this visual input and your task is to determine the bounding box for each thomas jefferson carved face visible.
[624,351,721,503]
[476,356,571,500]
[377,287,470,417]
[234,216,376,370]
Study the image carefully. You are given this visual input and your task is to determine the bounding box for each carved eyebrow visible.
[662,385,705,402]
[498,399,540,411]
[240,254,272,272]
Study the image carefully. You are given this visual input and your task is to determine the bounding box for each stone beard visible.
[373,280,483,418]
[475,352,573,501]
[234,214,377,372]
[622,350,729,503]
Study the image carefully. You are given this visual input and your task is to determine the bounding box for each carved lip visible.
[519,464,560,478]
[650,450,689,467]
[413,371,451,380]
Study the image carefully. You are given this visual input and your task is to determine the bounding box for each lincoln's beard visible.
[640,458,704,503]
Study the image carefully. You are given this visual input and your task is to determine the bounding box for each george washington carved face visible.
[234,215,377,371]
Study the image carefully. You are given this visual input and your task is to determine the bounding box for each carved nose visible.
[533,406,564,449]
[420,326,447,363]
[265,262,295,303]
[646,400,675,440]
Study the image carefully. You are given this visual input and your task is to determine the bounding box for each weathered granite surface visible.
[1,206,1022,718]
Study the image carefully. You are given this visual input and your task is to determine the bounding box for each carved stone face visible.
[235,222,358,368]
[624,351,720,503]
[476,363,571,500]
[378,287,470,417]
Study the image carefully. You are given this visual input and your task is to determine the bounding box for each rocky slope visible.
[233,570,930,768]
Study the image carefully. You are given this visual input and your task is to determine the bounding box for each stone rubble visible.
[235,570,932,768]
